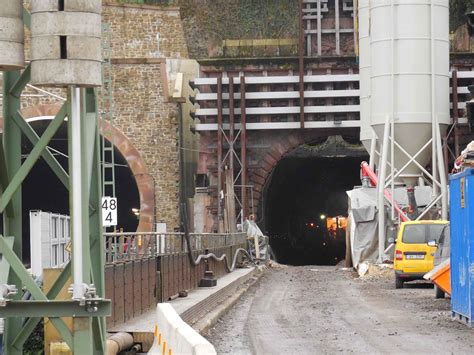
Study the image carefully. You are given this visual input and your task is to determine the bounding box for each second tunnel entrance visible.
[262,136,368,266]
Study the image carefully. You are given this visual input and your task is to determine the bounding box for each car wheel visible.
[395,275,404,289]
[435,285,445,299]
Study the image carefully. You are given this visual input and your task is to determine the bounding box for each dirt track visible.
[205,265,474,354]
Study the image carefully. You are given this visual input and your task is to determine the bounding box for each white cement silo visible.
[0,1,24,70]
[358,0,376,156]
[30,0,102,87]
[370,0,450,186]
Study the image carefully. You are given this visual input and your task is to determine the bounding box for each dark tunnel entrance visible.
[263,141,368,266]
[0,119,140,265]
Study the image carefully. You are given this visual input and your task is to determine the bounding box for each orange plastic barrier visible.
[425,259,451,295]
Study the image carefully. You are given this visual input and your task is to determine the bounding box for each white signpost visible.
[102,196,118,227]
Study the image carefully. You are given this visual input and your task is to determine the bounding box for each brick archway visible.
[1,104,154,232]
[251,133,366,224]
[250,132,310,220]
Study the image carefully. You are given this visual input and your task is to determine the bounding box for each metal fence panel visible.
[124,261,134,322]
[141,258,149,312]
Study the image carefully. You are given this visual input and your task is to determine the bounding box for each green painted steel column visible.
[87,88,107,354]
[2,71,24,355]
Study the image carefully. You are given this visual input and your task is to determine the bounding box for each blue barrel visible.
[450,168,474,325]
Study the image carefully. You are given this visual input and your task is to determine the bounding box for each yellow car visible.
[393,220,448,289]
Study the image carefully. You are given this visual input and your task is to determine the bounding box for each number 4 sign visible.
[102,197,118,227]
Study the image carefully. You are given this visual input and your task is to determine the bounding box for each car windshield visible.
[402,224,446,244]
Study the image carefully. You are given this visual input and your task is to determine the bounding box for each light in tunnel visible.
[264,155,367,266]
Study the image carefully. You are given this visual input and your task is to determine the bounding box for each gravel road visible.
[205,265,474,354]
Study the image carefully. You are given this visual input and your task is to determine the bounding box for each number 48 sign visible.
[102,197,118,227]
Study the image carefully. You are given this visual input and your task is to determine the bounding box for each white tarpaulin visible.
[347,188,379,268]
[347,185,434,268]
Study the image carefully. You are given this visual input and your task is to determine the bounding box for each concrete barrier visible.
[148,303,216,355]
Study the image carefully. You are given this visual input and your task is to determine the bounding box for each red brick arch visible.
[1,104,154,232]
[250,133,311,220]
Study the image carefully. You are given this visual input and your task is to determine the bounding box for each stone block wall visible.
[102,2,189,230]
[103,2,188,59]
[1,1,190,231]
[110,60,180,230]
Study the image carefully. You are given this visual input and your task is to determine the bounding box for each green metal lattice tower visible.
[0,6,110,354]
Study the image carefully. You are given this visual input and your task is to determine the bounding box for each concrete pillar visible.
[30,0,101,87]
[0,0,24,70]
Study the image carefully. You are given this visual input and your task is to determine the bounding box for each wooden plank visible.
[195,104,360,116]
[192,74,359,86]
[195,119,361,131]
[195,89,360,101]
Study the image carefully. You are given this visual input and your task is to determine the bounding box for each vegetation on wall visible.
[179,0,298,39]
[450,0,474,31]
[178,0,298,58]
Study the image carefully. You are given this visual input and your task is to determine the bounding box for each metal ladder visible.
[101,23,116,199]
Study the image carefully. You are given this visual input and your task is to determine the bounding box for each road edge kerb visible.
[193,266,266,334]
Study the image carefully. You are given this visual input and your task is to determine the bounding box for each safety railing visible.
[103,232,247,263]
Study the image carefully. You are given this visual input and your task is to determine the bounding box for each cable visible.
[180,203,254,272]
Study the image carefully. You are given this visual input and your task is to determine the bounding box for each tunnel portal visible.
[263,139,367,266]
[0,119,140,265]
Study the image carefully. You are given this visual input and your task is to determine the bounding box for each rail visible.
[103,232,247,263]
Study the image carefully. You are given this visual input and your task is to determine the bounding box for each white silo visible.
[0,0,24,70]
[370,0,450,187]
[358,0,376,158]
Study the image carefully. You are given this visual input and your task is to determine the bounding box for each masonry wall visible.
[103,2,188,59]
[111,61,180,230]
[1,1,189,231]
[103,2,189,230]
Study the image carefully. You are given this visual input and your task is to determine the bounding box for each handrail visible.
[103,232,248,263]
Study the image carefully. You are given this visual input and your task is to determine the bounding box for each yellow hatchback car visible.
[393,220,449,289]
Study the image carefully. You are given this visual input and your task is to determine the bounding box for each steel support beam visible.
[0,235,74,350]
[299,0,305,129]
[217,75,223,232]
[12,262,72,349]
[2,69,24,355]
[240,76,248,219]
[0,300,110,318]
[229,77,235,175]
[0,105,66,214]
[13,111,69,188]
[0,143,14,217]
